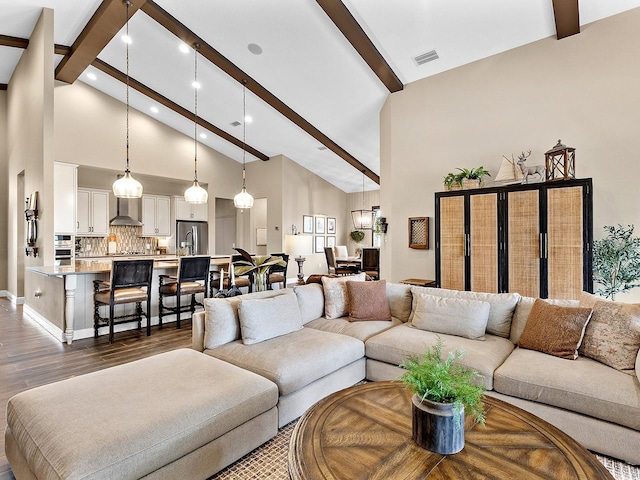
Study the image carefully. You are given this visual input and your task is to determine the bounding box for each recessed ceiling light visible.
[150,106,159,114]
[244,115,253,123]
[248,43,262,55]
[179,42,190,54]
[192,81,201,89]
[86,72,97,81]
[121,34,132,45]
[199,133,207,139]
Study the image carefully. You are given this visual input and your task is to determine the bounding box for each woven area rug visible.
[210,421,640,480]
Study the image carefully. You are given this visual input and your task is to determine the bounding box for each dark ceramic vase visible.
[412,394,464,455]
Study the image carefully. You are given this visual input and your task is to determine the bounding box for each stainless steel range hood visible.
[109,197,143,227]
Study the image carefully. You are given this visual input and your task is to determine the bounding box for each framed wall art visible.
[326,236,336,248]
[327,217,336,234]
[315,235,326,253]
[408,217,429,249]
[315,216,326,234]
[303,215,313,234]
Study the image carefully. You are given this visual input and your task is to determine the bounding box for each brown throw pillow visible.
[518,299,592,360]
[578,299,640,375]
[346,280,392,322]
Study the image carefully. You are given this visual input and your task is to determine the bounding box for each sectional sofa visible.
[192,275,640,466]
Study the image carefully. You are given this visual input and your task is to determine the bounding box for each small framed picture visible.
[326,236,336,248]
[303,215,313,234]
[315,235,326,253]
[256,227,267,246]
[315,216,326,234]
[327,217,336,234]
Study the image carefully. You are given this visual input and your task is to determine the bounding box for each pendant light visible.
[112,0,143,199]
[184,44,208,204]
[351,172,374,230]
[234,80,254,210]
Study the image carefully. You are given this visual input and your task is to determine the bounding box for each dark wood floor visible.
[0,297,191,479]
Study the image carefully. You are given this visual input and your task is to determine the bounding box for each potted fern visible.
[399,338,485,454]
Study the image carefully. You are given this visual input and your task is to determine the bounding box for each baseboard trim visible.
[23,305,66,343]
[0,290,6,298]
[6,291,25,305]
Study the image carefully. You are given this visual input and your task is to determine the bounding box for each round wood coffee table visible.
[288,381,614,480]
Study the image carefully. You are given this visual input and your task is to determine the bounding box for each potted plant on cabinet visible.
[444,167,491,191]
[399,337,486,454]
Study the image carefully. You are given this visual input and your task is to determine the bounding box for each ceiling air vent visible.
[230,121,241,127]
[317,146,327,151]
[413,50,439,66]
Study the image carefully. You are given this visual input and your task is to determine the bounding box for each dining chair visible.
[93,259,154,343]
[361,247,380,280]
[334,245,349,259]
[267,253,289,289]
[159,255,210,329]
[325,247,358,276]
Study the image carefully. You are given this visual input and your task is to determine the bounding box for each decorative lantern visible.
[544,139,575,181]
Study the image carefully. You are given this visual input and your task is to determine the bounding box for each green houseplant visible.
[444,167,491,191]
[400,338,485,454]
[350,230,365,243]
[592,224,640,300]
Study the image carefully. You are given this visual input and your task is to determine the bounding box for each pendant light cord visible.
[125,0,130,172]
[193,44,199,182]
[242,79,247,188]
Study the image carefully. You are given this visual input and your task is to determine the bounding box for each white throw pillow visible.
[294,283,325,324]
[239,292,303,345]
[411,293,490,340]
[322,273,367,319]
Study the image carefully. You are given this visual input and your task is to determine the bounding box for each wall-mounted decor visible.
[256,227,267,246]
[315,235,326,253]
[303,215,313,234]
[315,216,326,234]
[327,217,336,234]
[327,236,336,248]
[409,217,429,249]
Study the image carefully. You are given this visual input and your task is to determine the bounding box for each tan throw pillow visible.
[518,299,592,360]
[321,273,366,319]
[346,280,392,322]
[411,293,490,340]
[238,292,303,345]
[578,300,640,375]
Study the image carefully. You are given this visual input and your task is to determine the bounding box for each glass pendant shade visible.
[113,171,142,199]
[234,187,254,209]
[351,209,374,230]
[184,180,208,204]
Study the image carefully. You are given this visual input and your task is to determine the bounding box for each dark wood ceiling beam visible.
[92,58,269,161]
[0,84,7,91]
[315,0,402,93]
[551,0,580,39]
[0,34,29,49]
[55,0,147,84]
[141,0,379,184]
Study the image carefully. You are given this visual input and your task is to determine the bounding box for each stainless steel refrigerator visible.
[176,220,209,255]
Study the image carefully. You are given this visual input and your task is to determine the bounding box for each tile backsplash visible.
[77,225,159,256]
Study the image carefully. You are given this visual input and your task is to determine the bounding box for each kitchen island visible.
[28,255,231,344]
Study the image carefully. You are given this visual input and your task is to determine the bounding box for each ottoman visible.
[5,348,279,480]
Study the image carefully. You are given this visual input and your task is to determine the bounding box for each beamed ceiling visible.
[1,0,639,192]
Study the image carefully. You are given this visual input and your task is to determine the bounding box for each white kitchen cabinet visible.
[77,188,110,236]
[54,162,77,234]
[141,195,171,236]
[175,197,208,221]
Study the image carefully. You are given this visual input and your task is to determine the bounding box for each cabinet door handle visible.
[544,233,549,260]
[539,234,543,259]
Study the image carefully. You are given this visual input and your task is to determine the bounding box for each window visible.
[372,206,381,247]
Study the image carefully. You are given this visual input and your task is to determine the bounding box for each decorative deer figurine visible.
[517,151,545,184]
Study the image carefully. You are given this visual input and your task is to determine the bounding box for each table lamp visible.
[285,234,313,285]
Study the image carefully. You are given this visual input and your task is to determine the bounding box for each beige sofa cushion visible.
[518,299,592,360]
[494,347,640,431]
[239,292,303,345]
[365,323,515,390]
[293,283,325,324]
[411,293,490,340]
[410,287,520,338]
[322,273,366,319]
[6,349,278,480]
[203,290,286,349]
[306,316,402,342]
[207,327,364,396]
[510,296,579,344]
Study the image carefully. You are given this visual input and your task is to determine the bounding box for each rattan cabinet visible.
[435,178,592,299]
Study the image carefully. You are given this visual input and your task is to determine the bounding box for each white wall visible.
[381,8,640,301]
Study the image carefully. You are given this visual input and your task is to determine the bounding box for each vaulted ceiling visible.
[1,0,639,192]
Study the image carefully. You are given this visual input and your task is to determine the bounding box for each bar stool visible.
[93,259,154,344]
[159,255,210,329]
